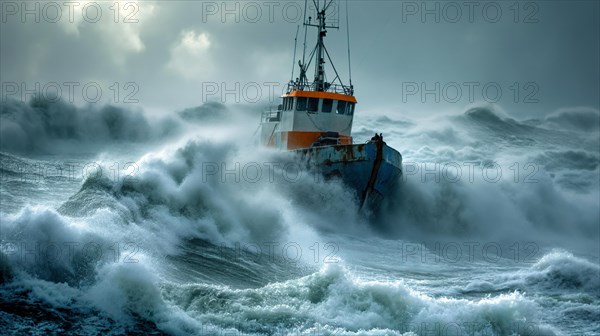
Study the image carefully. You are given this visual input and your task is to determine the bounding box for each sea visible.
[1,98,599,335]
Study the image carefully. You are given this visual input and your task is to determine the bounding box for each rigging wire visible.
[346,0,353,87]
[291,25,300,81]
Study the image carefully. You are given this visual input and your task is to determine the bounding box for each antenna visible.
[300,0,309,84]
[296,0,350,93]
[291,25,300,81]
[346,0,352,87]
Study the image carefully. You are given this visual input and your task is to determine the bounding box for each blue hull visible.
[295,141,402,206]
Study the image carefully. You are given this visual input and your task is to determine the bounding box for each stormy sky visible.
[1,0,598,119]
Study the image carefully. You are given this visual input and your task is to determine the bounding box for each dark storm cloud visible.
[0,1,598,117]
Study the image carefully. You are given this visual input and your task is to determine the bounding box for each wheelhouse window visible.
[347,102,355,115]
[336,100,347,114]
[322,99,333,113]
[308,98,319,113]
[283,97,291,110]
[296,97,307,111]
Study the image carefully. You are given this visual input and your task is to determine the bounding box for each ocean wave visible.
[543,107,600,133]
[159,263,558,335]
[0,97,180,154]
[525,250,600,292]
[456,251,600,297]
[0,207,108,284]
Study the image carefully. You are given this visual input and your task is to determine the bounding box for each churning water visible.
[1,98,599,335]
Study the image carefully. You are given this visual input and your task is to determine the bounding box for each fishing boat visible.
[259,0,402,207]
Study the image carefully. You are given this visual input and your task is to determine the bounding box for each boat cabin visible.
[260,83,357,150]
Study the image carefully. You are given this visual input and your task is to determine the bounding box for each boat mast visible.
[298,0,309,87]
[296,0,349,93]
[313,3,327,91]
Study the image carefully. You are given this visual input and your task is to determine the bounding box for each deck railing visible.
[261,110,281,122]
[286,82,354,96]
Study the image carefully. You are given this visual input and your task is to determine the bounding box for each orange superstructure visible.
[260,86,357,150]
[286,90,357,103]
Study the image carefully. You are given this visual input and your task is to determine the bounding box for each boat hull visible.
[294,141,402,206]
